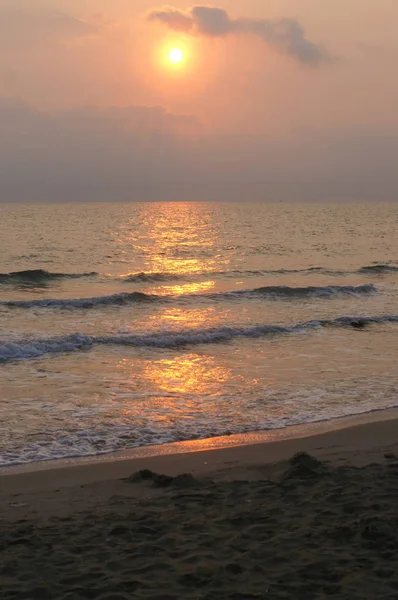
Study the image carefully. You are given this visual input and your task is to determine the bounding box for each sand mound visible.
[126,469,202,488]
[282,451,331,481]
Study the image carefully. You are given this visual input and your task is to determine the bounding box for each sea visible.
[1,201,398,468]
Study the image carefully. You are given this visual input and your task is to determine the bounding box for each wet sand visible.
[2,416,398,599]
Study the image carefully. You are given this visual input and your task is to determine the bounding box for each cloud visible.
[148,7,194,32]
[0,98,396,202]
[0,99,199,201]
[0,6,99,47]
[0,99,197,141]
[148,5,327,65]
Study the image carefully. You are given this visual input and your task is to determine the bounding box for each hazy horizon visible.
[1,0,397,202]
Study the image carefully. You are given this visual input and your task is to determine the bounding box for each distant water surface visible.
[1,202,398,466]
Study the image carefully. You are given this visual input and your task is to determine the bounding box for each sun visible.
[168,48,184,64]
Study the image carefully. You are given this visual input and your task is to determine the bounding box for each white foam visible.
[3,396,398,468]
[0,334,93,361]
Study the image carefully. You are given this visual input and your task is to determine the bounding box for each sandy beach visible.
[2,415,398,599]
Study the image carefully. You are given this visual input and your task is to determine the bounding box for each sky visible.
[0,0,397,201]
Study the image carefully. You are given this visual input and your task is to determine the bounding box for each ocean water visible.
[1,201,398,467]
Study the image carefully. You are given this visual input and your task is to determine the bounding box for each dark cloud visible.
[191,6,231,36]
[148,5,327,65]
[148,7,194,32]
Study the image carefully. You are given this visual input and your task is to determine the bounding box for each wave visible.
[1,263,397,288]
[359,265,398,274]
[122,265,398,282]
[121,267,341,282]
[5,398,398,467]
[2,291,157,309]
[0,269,98,285]
[1,283,377,310]
[1,314,397,363]
[215,283,377,300]
[122,272,191,283]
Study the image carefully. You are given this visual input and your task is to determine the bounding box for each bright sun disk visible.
[168,48,184,64]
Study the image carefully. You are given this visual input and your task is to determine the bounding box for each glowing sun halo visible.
[168,48,184,64]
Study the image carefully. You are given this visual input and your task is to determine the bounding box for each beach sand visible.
[2,416,398,599]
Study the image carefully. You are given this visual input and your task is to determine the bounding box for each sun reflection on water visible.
[113,349,270,433]
[144,353,229,396]
[147,306,219,330]
[153,280,216,296]
[127,203,226,276]
[113,204,233,419]
[114,353,231,426]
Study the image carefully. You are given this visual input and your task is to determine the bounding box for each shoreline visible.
[2,405,398,479]
[4,407,398,598]
[3,407,398,497]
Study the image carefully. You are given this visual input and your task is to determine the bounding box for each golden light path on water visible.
[148,306,217,327]
[155,280,216,296]
[127,202,222,276]
[144,354,229,398]
[118,203,233,419]
[116,352,263,428]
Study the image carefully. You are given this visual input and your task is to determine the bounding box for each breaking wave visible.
[2,291,158,309]
[1,264,397,287]
[120,264,398,281]
[121,267,343,282]
[122,272,191,283]
[2,283,377,310]
[215,283,377,300]
[359,265,398,274]
[0,269,98,285]
[1,314,397,363]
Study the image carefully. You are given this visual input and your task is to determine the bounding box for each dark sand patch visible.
[2,453,398,599]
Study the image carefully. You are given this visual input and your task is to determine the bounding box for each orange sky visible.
[0,0,397,200]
